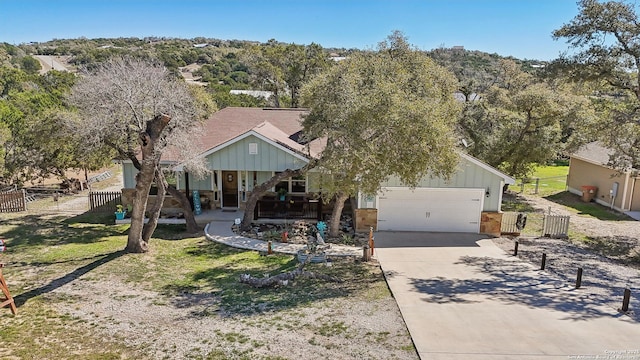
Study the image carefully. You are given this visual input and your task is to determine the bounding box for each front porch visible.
[114,208,321,227]
[254,196,322,221]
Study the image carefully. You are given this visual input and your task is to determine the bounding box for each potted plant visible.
[115,204,127,220]
[277,188,288,201]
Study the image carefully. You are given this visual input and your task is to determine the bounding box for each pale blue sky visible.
[0,0,580,60]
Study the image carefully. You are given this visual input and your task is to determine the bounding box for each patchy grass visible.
[0,211,410,359]
[545,192,633,221]
[501,193,538,213]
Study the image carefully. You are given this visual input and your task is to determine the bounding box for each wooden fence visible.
[542,215,570,238]
[89,191,122,213]
[501,212,570,238]
[501,212,521,235]
[0,189,26,213]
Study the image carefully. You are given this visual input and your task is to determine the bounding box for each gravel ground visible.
[51,265,417,360]
[492,194,640,322]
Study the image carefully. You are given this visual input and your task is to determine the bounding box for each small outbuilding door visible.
[377,188,484,233]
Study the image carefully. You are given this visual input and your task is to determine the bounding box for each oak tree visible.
[301,32,461,236]
[69,57,212,253]
[553,0,640,168]
[458,60,594,179]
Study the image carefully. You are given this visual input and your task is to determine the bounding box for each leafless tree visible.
[69,56,212,253]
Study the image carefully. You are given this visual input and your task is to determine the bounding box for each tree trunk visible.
[166,185,199,233]
[328,191,349,238]
[239,248,342,288]
[240,159,318,232]
[127,163,155,253]
[126,114,171,253]
[240,169,299,232]
[142,169,167,243]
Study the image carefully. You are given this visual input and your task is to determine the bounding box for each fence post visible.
[362,245,371,262]
[541,253,547,270]
[576,268,583,289]
[368,227,375,256]
[513,240,519,256]
[621,288,631,312]
[534,178,540,194]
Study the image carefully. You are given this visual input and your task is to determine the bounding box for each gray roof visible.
[571,142,613,165]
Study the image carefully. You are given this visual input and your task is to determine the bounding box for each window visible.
[249,143,258,155]
[274,173,307,194]
[291,175,306,193]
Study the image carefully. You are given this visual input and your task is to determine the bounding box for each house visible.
[121,107,515,235]
[567,142,640,215]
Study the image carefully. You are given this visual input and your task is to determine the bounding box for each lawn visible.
[545,192,633,221]
[0,211,416,359]
[517,164,569,197]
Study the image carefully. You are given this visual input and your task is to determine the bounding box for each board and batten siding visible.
[176,173,213,191]
[123,162,137,189]
[206,135,307,172]
[364,157,505,212]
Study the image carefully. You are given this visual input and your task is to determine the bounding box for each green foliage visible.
[19,55,42,74]
[244,41,330,107]
[553,0,640,169]
[458,60,595,179]
[302,31,461,198]
[0,67,113,185]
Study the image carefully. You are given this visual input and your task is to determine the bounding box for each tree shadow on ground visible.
[13,250,126,307]
[162,241,380,317]
[501,192,539,212]
[505,237,640,321]
[545,192,633,221]
[1,212,197,251]
[409,255,636,322]
[0,214,126,249]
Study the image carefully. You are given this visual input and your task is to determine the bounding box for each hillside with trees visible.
[0,28,615,188]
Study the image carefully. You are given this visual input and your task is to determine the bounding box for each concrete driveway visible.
[374,232,640,360]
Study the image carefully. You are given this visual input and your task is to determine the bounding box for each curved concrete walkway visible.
[204,220,362,257]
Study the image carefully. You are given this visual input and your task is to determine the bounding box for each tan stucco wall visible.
[632,178,640,211]
[567,158,627,209]
[480,212,502,237]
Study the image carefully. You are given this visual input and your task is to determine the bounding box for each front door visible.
[222,171,238,207]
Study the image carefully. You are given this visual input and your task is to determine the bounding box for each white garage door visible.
[377,187,484,233]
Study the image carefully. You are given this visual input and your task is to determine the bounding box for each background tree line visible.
[3,0,640,200]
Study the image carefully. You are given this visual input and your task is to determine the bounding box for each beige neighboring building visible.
[567,142,640,215]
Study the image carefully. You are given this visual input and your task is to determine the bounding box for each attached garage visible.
[354,153,516,235]
[377,187,484,233]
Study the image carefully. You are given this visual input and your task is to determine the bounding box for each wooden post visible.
[576,268,583,289]
[267,241,273,255]
[362,245,371,262]
[513,241,519,256]
[368,227,375,256]
[621,288,631,312]
[540,253,547,270]
[0,265,17,315]
[534,178,540,195]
